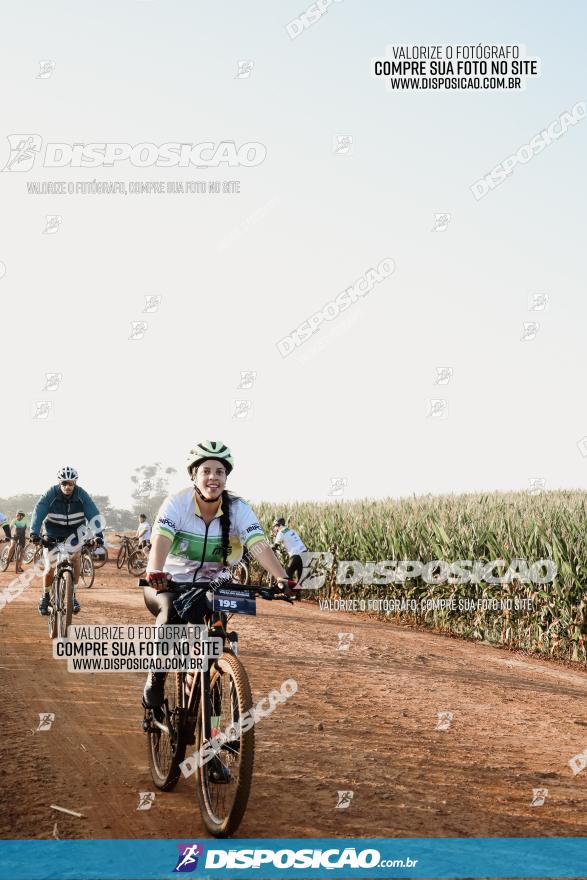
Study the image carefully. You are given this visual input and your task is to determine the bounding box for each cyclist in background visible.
[271,517,308,582]
[136,513,151,549]
[0,512,11,542]
[143,441,295,708]
[10,510,28,573]
[30,466,105,616]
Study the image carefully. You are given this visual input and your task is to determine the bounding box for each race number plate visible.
[213,587,257,616]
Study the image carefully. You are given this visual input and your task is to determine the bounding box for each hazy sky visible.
[0,1,585,508]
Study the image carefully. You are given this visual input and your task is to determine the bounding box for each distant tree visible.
[130,463,177,523]
[0,494,43,517]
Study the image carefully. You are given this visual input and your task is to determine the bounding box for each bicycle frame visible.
[143,581,289,738]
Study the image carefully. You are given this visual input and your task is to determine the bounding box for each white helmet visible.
[186,441,234,477]
[57,465,78,482]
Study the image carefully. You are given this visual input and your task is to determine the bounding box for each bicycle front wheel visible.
[233,561,249,586]
[80,551,95,588]
[56,570,73,638]
[116,544,127,569]
[0,545,11,573]
[23,542,36,565]
[195,652,254,837]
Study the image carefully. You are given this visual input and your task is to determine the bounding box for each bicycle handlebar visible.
[137,578,294,604]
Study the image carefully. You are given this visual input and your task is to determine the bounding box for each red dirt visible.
[1,557,587,846]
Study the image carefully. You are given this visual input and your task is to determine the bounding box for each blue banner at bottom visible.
[1,837,587,880]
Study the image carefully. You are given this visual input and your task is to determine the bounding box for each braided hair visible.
[219,489,233,564]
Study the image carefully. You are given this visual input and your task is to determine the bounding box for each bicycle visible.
[0,535,25,572]
[40,538,74,640]
[115,534,138,570]
[141,578,293,837]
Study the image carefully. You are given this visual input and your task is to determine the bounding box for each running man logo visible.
[329,477,347,497]
[2,134,42,171]
[428,398,448,419]
[530,787,548,807]
[37,713,55,731]
[43,215,62,234]
[37,61,56,79]
[521,321,539,342]
[238,370,257,390]
[337,632,354,652]
[235,60,254,79]
[432,212,451,232]
[528,292,549,311]
[333,135,353,155]
[129,321,149,341]
[232,399,252,420]
[32,401,53,420]
[435,711,453,731]
[335,790,354,809]
[143,295,162,313]
[434,366,453,386]
[299,551,334,590]
[136,791,155,811]
[173,843,204,873]
[43,373,63,391]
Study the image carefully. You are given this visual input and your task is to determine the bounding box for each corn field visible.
[253,491,587,663]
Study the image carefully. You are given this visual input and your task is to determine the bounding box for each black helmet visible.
[273,517,285,528]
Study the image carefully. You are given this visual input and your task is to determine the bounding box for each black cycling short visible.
[12,530,26,547]
[143,583,210,628]
[287,554,303,581]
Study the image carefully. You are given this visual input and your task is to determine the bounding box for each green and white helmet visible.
[187,441,234,476]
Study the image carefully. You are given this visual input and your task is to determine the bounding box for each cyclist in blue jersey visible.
[30,466,105,616]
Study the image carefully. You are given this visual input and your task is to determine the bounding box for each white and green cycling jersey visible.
[153,487,266,584]
[274,526,307,556]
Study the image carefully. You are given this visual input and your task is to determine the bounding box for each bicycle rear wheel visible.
[195,652,254,837]
[128,549,147,576]
[147,673,186,790]
[80,551,95,588]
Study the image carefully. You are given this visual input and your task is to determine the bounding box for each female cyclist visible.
[142,441,294,708]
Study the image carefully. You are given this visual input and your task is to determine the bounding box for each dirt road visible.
[1,558,587,842]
